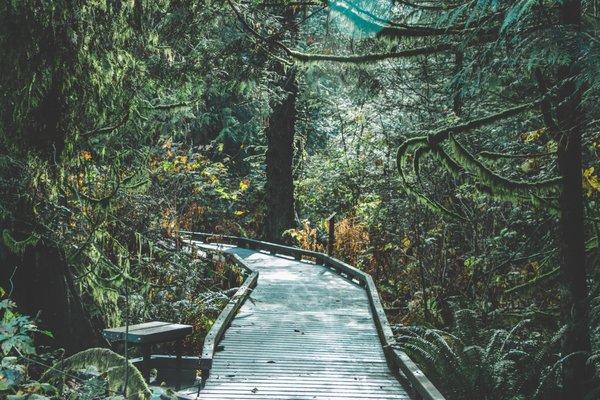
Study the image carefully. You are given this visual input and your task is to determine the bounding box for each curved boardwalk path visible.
[178,243,410,400]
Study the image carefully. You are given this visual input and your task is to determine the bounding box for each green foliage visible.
[396,310,565,400]
[0,356,28,394]
[0,299,48,356]
[0,0,272,338]
[0,299,59,398]
[42,348,150,400]
[0,0,599,399]
[1,231,40,255]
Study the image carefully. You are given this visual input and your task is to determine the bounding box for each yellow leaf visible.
[234,210,246,217]
[161,138,172,149]
[175,155,188,164]
[583,167,600,197]
[80,150,92,161]
[354,113,365,124]
[239,179,250,191]
[522,128,546,143]
[520,159,536,173]
[402,236,411,250]
[545,139,558,153]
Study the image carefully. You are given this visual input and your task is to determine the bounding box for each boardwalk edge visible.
[181,231,446,400]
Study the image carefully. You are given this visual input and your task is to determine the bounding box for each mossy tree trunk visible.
[0,6,100,350]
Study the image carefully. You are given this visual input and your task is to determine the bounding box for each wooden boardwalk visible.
[179,243,410,399]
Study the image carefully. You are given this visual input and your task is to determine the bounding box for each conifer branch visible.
[83,111,130,136]
[228,0,461,64]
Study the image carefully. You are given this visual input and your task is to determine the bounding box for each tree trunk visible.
[264,64,298,242]
[263,9,298,243]
[0,26,97,352]
[555,1,592,397]
[2,244,101,352]
[133,0,143,33]
[556,87,591,400]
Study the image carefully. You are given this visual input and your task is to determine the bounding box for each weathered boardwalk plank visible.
[178,243,410,399]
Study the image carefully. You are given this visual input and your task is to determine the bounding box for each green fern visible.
[395,309,565,400]
[41,348,150,400]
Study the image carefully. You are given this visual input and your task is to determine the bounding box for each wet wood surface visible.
[179,243,410,399]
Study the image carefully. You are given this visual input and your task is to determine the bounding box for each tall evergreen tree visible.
[264,6,299,242]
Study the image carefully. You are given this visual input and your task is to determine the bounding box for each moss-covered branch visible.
[428,102,538,145]
[478,150,555,159]
[394,141,466,220]
[395,100,561,217]
[286,43,453,63]
[42,348,151,400]
[448,137,560,200]
[412,145,432,179]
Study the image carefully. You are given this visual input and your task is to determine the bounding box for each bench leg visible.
[141,344,151,383]
[175,339,182,390]
[197,369,209,397]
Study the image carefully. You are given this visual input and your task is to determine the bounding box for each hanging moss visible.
[447,137,560,202]
[396,153,465,220]
[430,145,464,179]
[394,102,555,220]
[396,138,466,220]
[42,348,151,400]
[397,137,428,175]
[2,229,40,255]
[395,126,561,221]
[288,44,453,64]
[412,145,432,180]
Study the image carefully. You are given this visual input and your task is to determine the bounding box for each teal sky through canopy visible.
[329,0,394,37]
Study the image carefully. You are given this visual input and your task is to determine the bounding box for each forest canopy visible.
[1,1,599,399]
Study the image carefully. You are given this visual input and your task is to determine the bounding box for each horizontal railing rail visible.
[182,230,446,400]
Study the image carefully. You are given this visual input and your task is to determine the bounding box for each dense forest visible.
[1,0,599,399]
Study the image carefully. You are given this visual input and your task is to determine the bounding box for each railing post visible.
[326,212,336,256]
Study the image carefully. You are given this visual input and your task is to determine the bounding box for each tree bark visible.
[2,244,101,352]
[133,0,143,33]
[555,1,592,398]
[264,64,298,242]
[263,8,298,243]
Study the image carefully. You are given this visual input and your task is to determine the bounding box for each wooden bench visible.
[103,321,193,389]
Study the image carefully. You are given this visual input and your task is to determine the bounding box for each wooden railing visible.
[182,231,446,400]
[188,247,259,382]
